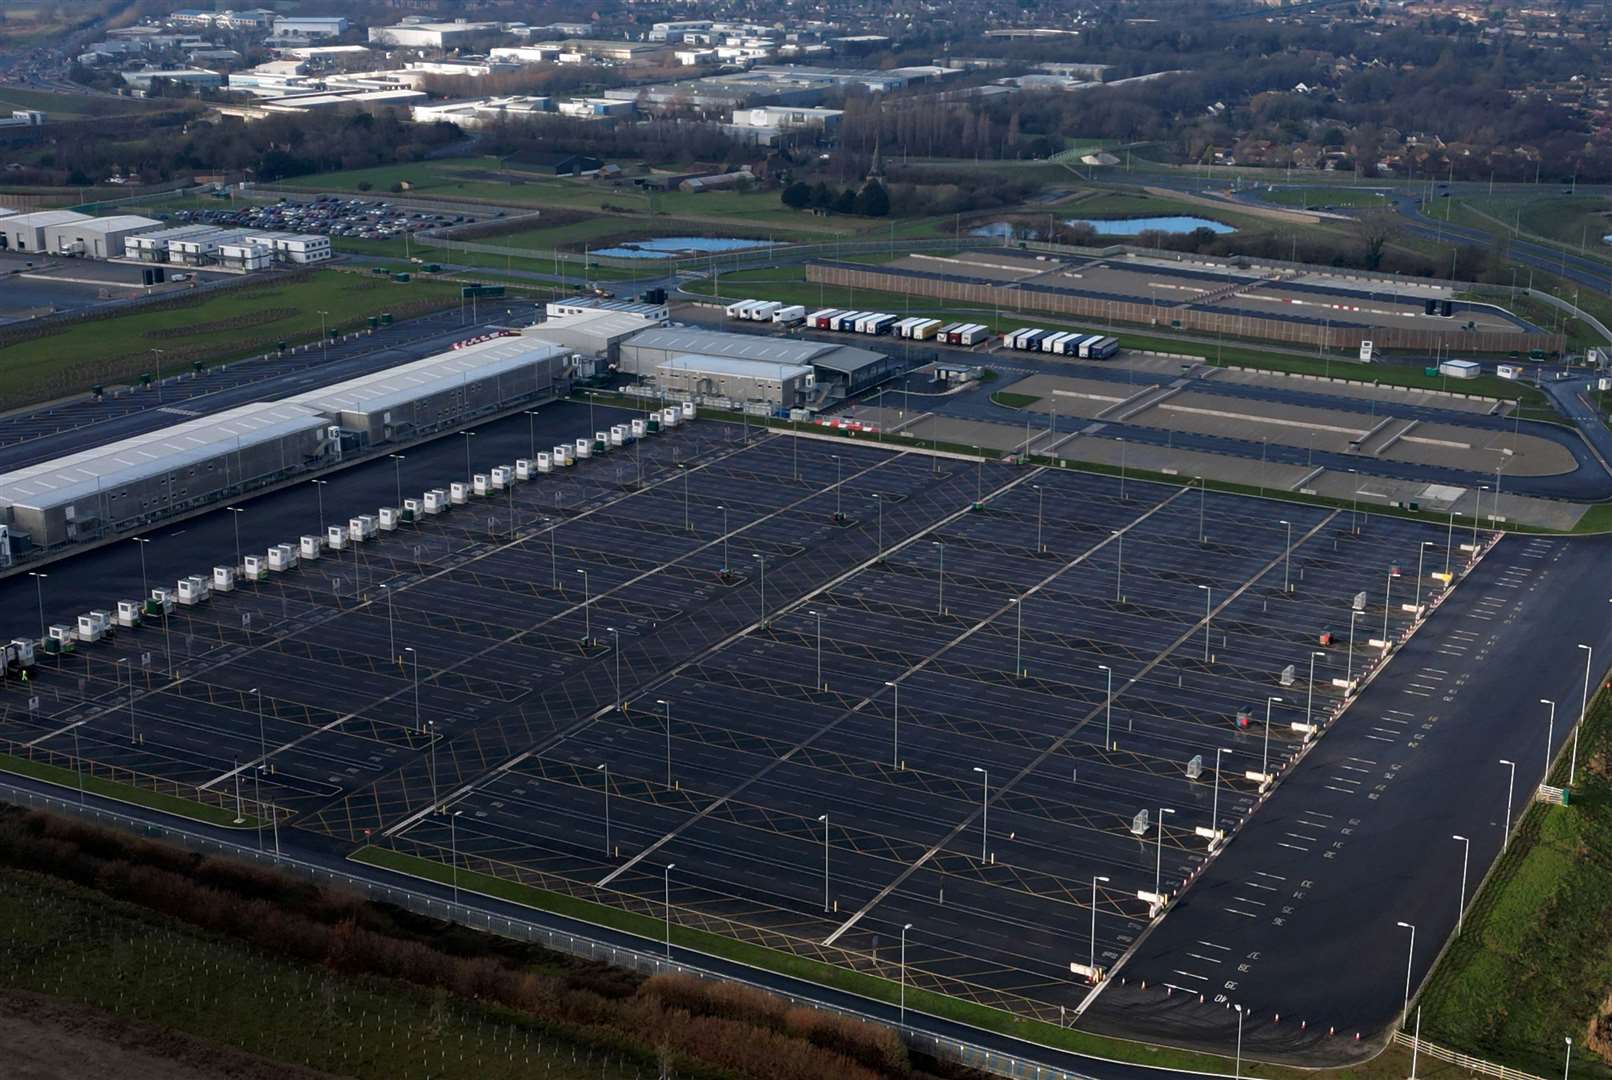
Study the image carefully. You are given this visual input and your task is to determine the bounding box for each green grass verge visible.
[1257,188,1394,210]
[0,752,257,828]
[0,270,461,401]
[355,845,1308,1077]
[989,391,1041,408]
[1415,689,1612,1080]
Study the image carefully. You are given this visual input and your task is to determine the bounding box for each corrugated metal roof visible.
[68,215,161,235]
[6,210,89,229]
[656,354,813,380]
[0,401,329,511]
[627,326,831,364]
[286,336,567,417]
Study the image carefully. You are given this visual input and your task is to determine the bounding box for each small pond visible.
[591,237,776,259]
[1064,215,1235,235]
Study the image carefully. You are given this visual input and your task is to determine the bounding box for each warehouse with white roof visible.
[0,402,335,548]
[285,335,571,445]
[618,326,899,406]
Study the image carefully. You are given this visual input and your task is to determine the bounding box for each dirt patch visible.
[1588,989,1612,1065]
[0,988,339,1080]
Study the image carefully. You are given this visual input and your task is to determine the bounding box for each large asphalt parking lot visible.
[0,409,1494,1035]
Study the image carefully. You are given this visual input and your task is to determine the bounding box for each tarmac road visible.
[1079,530,1612,1064]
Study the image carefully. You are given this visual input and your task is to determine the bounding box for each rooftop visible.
[286,336,567,417]
[656,354,815,381]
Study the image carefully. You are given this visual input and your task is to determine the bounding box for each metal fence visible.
[1391,1031,1546,1080]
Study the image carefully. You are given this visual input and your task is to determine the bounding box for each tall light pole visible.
[718,504,729,574]
[1212,748,1232,833]
[1499,758,1516,849]
[900,923,914,1024]
[1415,540,1436,611]
[609,626,622,711]
[817,813,830,911]
[1306,650,1324,727]
[1089,874,1109,976]
[1197,584,1212,662]
[132,537,151,602]
[388,453,405,508]
[1541,698,1556,780]
[663,863,676,957]
[524,410,539,459]
[1346,609,1362,687]
[1234,1004,1244,1080]
[872,492,884,561]
[886,680,900,768]
[933,540,945,615]
[1396,920,1416,1027]
[381,583,396,662]
[1196,476,1206,543]
[1154,806,1176,900]
[657,698,672,787]
[1010,597,1023,678]
[1564,1038,1573,1080]
[1279,519,1292,593]
[28,571,45,644]
[1098,664,1113,748]
[753,552,767,626]
[310,478,327,538]
[576,569,591,644]
[1451,833,1470,934]
[1113,529,1124,603]
[226,505,245,572]
[1263,696,1282,777]
[450,808,464,904]
[1382,565,1395,643]
[972,766,988,862]
[1574,643,1592,786]
[1033,484,1044,553]
[597,763,611,857]
[812,610,824,690]
[404,646,421,733]
[461,430,477,483]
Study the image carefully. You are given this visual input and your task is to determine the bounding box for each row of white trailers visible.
[40,403,701,656]
[1004,328,1120,359]
[724,299,808,325]
[806,310,991,345]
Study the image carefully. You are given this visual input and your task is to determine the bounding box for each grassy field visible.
[1451,193,1612,260]
[0,270,461,405]
[0,867,646,1080]
[1415,688,1612,1080]
[0,752,258,828]
[684,266,1545,404]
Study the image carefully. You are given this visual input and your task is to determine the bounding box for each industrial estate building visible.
[617,326,895,409]
[0,337,574,554]
[0,402,335,548]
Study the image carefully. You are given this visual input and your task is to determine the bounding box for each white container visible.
[300,535,322,560]
[491,466,512,489]
[76,613,108,643]
[269,543,298,569]
[773,304,806,325]
[575,438,592,459]
[515,459,532,480]
[681,401,696,420]
[556,445,574,466]
[9,638,35,667]
[662,407,682,428]
[536,451,553,474]
[177,576,211,605]
[631,418,647,439]
[148,588,174,615]
[610,425,627,447]
[243,554,266,581]
[326,524,348,550]
[449,482,468,505]
[424,489,446,514]
[473,473,490,496]
[49,624,76,645]
[401,498,421,522]
[350,515,376,541]
[116,601,142,628]
[378,507,400,531]
[213,565,237,592]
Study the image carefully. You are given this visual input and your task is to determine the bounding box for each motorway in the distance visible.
[1081,530,1612,1063]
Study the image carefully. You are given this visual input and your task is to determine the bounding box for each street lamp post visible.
[524,410,539,460]
[576,569,591,644]
[663,863,676,957]
[597,764,611,857]
[1198,585,1212,662]
[1396,920,1416,1027]
[718,504,729,575]
[1499,758,1516,849]
[1564,1038,1573,1080]
[1451,833,1470,933]
[972,766,989,861]
[1098,664,1113,748]
[1383,565,1395,644]
[1154,806,1176,900]
[388,453,405,507]
[1011,597,1023,678]
[1263,696,1282,777]
[1307,650,1324,727]
[886,680,900,768]
[1346,609,1362,687]
[873,493,883,561]
[449,808,463,903]
[753,553,767,626]
[461,430,477,483]
[1541,698,1556,780]
[1113,530,1124,603]
[817,813,830,911]
[1212,748,1232,833]
[658,698,672,787]
[1089,874,1109,977]
[609,626,622,711]
[900,923,914,1024]
[226,506,245,572]
[1415,541,1436,612]
[1279,519,1293,593]
[311,479,327,538]
[1234,1004,1244,1080]
[403,646,421,733]
[28,571,46,644]
[1034,484,1044,553]
[1574,644,1592,785]
[933,541,945,615]
[812,610,824,690]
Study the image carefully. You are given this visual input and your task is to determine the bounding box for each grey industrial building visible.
[523,309,665,366]
[618,326,896,406]
[285,336,571,446]
[655,355,816,410]
[45,214,162,259]
[0,402,335,549]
